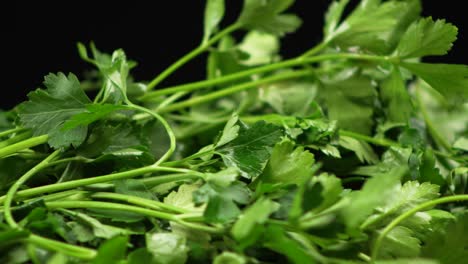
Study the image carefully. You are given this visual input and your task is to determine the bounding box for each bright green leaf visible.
[231,198,279,242]
[203,0,225,44]
[380,66,413,123]
[401,62,468,104]
[261,139,315,185]
[375,226,421,258]
[396,17,458,58]
[146,232,188,264]
[236,0,302,36]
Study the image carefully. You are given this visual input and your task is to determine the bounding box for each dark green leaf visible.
[92,236,128,264]
[263,225,317,264]
[421,211,468,264]
[18,72,91,148]
[217,121,283,178]
[62,104,127,130]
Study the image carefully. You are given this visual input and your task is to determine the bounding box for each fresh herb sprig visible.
[1,0,467,263]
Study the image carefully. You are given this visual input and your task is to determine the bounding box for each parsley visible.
[1,0,467,263]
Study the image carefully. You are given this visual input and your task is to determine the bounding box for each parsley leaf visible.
[203,0,225,44]
[322,74,377,135]
[380,66,413,123]
[261,139,315,185]
[401,62,468,104]
[18,72,91,148]
[396,17,458,59]
[216,121,284,179]
[236,0,302,36]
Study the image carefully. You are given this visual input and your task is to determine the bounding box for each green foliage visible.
[1,0,467,263]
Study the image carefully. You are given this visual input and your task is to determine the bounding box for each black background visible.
[7,1,467,110]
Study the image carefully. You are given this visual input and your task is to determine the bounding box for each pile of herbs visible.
[1,0,467,263]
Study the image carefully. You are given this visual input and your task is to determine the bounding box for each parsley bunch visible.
[1,0,467,263]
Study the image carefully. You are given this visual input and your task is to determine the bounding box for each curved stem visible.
[157,70,312,113]
[0,127,28,138]
[90,192,189,213]
[46,200,223,234]
[338,130,400,148]
[0,131,32,148]
[0,166,195,204]
[3,149,61,228]
[139,173,202,186]
[147,23,241,90]
[299,41,328,58]
[124,103,176,165]
[27,234,96,260]
[141,52,387,100]
[371,195,468,261]
[0,135,48,159]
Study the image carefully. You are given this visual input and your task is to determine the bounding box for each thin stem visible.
[3,150,61,228]
[90,192,189,213]
[47,200,177,220]
[141,52,387,100]
[0,165,194,204]
[27,234,96,260]
[139,173,202,186]
[0,131,32,148]
[0,127,28,138]
[155,91,188,111]
[338,130,400,148]
[46,200,223,234]
[157,70,312,113]
[0,135,48,159]
[371,195,468,261]
[299,41,328,58]
[124,103,176,165]
[44,156,93,168]
[147,23,241,90]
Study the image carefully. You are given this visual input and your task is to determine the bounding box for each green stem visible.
[157,70,312,113]
[147,23,241,90]
[90,192,189,213]
[299,41,328,58]
[3,150,61,228]
[0,135,48,159]
[124,103,176,165]
[139,173,202,186]
[44,156,93,168]
[371,194,468,261]
[338,130,400,148]
[0,131,32,148]
[141,52,387,100]
[0,127,28,138]
[46,200,223,234]
[27,234,96,260]
[47,200,177,220]
[0,166,194,204]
